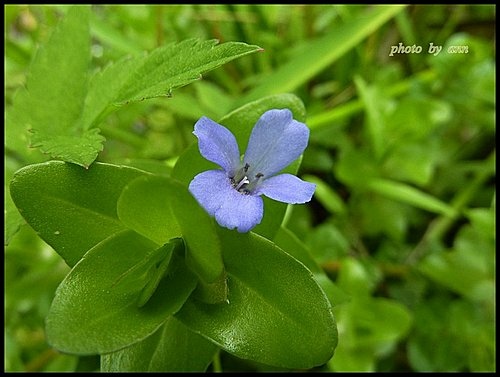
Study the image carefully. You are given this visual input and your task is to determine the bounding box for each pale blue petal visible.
[189,169,263,233]
[243,109,310,179]
[189,170,232,215]
[214,189,264,233]
[193,117,241,175]
[256,173,316,204]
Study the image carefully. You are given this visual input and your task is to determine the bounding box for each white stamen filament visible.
[230,163,264,194]
[234,176,250,191]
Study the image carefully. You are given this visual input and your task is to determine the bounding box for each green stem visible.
[212,349,222,372]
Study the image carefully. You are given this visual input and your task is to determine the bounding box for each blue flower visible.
[189,108,316,233]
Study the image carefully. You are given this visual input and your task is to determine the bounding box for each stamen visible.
[234,176,250,191]
[232,163,251,183]
[240,172,264,193]
[230,164,264,194]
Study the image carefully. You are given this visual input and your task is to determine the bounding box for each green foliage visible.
[6,6,261,168]
[46,231,197,354]
[5,4,495,373]
[175,229,337,369]
[9,161,148,267]
[101,317,218,372]
[82,39,262,129]
[236,5,406,106]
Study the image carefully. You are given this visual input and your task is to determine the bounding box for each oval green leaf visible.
[175,229,337,369]
[101,316,218,372]
[9,161,149,267]
[274,226,350,308]
[46,230,197,354]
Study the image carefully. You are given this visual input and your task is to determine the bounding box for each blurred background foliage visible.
[4,4,495,372]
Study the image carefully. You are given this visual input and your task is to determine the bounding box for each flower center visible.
[230,163,264,194]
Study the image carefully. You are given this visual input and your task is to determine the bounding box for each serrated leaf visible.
[101,317,218,372]
[9,6,261,167]
[9,161,148,267]
[5,89,49,164]
[118,39,262,103]
[46,230,197,355]
[21,7,95,167]
[27,7,90,133]
[176,229,337,369]
[81,39,262,129]
[30,128,105,168]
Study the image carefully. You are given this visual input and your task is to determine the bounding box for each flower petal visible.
[189,170,263,233]
[243,109,310,178]
[193,116,241,175]
[256,173,316,204]
[214,190,264,233]
[189,170,231,215]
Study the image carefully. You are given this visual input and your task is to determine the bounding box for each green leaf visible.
[274,226,350,308]
[21,7,95,167]
[329,296,412,372]
[354,76,385,161]
[5,89,49,165]
[9,161,148,267]
[117,175,223,284]
[46,230,198,354]
[101,317,218,372]
[117,176,181,246]
[119,39,262,103]
[135,240,178,308]
[176,230,337,369]
[236,5,406,106]
[8,6,261,167]
[30,128,105,168]
[172,93,307,240]
[367,178,458,217]
[418,248,493,301]
[407,298,494,372]
[336,146,380,189]
[27,6,90,133]
[383,141,437,186]
[81,39,262,129]
[418,216,494,301]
